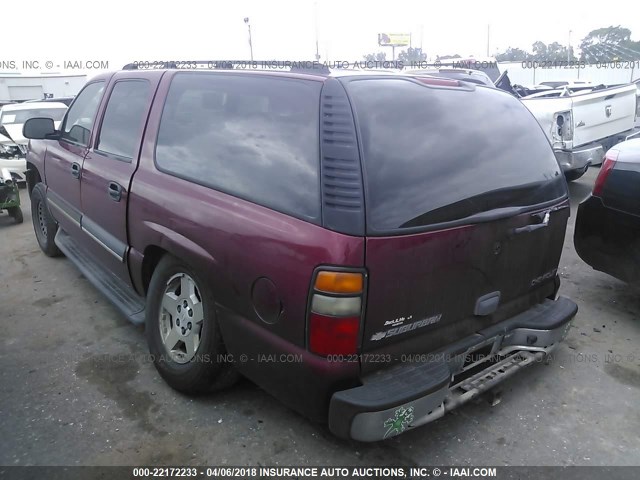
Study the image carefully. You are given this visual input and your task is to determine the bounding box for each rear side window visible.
[347,78,567,233]
[155,73,322,222]
[97,80,150,160]
[61,81,105,146]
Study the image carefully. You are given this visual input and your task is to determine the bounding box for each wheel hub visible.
[175,299,194,336]
[158,273,204,364]
[37,201,47,237]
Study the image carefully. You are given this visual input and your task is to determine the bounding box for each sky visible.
[2,0,639,72]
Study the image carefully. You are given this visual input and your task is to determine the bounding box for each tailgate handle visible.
[511,211,550,236]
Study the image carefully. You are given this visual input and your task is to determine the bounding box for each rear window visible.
[155,73,322,222]
[347,78,567,233]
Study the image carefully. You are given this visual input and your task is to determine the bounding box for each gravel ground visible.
[0,167,639,467]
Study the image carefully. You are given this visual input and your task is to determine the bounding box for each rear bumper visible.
[328,296,577,441]
[574,195,640,284]
[554,143,603,174]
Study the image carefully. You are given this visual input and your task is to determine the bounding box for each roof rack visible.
[122,60,331,74]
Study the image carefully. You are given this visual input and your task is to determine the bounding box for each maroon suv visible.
[23,65,577,441]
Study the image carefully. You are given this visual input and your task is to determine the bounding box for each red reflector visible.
[593,150,618,196]
[309,313,359,356]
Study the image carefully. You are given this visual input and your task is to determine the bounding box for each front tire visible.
[146,255,238,394]
[30,183,62,257]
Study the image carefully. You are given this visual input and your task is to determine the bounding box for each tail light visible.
[308,270,365,356]
[593,149,619,197]
[553,111,573,142]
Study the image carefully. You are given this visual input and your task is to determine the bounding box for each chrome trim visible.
[81,225,124,262]
[47,197,80,228]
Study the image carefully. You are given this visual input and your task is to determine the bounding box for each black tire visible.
[146,254,239,394]
[30,183,62,257]
[8,206,23,224]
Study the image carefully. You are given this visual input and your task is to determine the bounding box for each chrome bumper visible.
[554,143,604,173]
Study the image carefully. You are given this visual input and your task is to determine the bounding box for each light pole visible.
[568,29,572,62]
[244,17,254,61]
[487,24,490,57]
[314,1,320,60]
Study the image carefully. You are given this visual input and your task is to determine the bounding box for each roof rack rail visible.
[122,60,332,73]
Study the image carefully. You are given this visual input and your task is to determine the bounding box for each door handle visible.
[510,211,551,236]
[71,162,81,179]
[108,181,123,202]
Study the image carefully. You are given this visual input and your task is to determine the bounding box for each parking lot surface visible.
[1,167,639,466]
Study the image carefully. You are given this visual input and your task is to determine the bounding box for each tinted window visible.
[61,82,105,146]
[347,78,566,233]
[97,81,150,159]
[155,73,321,221]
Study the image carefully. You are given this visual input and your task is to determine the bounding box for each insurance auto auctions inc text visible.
[201,466,498,478]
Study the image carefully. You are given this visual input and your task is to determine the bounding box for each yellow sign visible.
[378,33,411,47]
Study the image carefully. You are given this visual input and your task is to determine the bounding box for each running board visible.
[55,229,145,325]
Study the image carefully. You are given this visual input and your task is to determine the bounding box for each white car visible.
[0,102,67,185]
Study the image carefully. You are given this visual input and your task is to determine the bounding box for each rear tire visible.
[146,254,239,394]
[565,167,587,182]
[30,183,62,257]
[8,206,23,224]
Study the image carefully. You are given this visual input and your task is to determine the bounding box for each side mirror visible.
[23,117,58,140]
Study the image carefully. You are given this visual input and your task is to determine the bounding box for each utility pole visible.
[314,1,320,60]
[244,17,254,61]
[487,24,490,57]
[568,29,572,62]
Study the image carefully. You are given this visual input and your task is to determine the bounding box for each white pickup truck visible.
[520,83,640,180]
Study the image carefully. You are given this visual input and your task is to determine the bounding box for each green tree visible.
[363,51,387,62]
[498,41,576,62]
[532,41,548,59]
[545,41,576,61]
[397,47,427,63]
[436,54,461,61]
[495,47,530,61]
[580,25,640,61]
